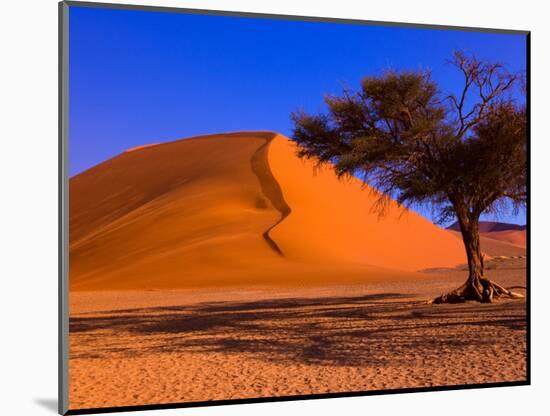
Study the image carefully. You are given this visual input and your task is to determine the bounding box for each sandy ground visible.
[69,257,527,410]
[68,132,527,410]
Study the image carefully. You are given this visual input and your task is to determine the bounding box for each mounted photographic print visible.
[59,1,530,414]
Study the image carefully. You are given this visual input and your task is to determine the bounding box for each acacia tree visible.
[291,52,527,303]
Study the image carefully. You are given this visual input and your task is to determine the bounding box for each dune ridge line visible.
[250,134,292,256]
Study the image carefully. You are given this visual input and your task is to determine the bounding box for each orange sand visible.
[447,230,526,258]
[70,132,466,291]
[482,230,526,248]
[68,132,527,411]
[69,258,526,410]
[269,136,465,270]
[125,143,159,152]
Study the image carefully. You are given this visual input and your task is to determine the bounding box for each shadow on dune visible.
[250,133,291,256]
[70,293,526,367]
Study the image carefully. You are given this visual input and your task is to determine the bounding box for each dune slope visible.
[481,230,526,248]
[70,132,468,291]
[70,132,288,290]
[268,136,466,271]
[447,221,527,251]
[447,221,526,233]
[446,230,526,258]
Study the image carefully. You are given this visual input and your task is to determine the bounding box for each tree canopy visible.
[291,51,527,303]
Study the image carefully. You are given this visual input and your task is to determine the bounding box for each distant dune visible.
[447,221,526,249]
[447,221,526,233]
[447,231,526,258]
[481,230,526,248]
[70,132,475,291]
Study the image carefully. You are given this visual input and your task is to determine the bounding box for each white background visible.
[1,0,548,415]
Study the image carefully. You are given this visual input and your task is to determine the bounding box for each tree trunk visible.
[459,217,485,301]
[432,212,524,303]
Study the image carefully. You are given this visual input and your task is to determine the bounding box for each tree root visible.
[430,277,525,304]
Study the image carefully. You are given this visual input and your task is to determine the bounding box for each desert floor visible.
[68,256,527,410]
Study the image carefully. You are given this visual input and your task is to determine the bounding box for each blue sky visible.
[69,6,527,225]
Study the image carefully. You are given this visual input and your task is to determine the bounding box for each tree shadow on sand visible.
[70,293,526,367]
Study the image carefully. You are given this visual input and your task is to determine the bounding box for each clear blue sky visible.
[69,6,527,225]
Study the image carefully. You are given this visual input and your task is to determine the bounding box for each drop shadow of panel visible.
[34,398,58,413]
[69,293,526,368]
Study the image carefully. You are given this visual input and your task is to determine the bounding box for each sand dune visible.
[70,132,288,290]
[447,220,525,233]
[481,230,526,248]
[447,221,526,250]
[446,230,526,258]
[70,132,468,291]
[125,143,159,152]
[268,137,466,270]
